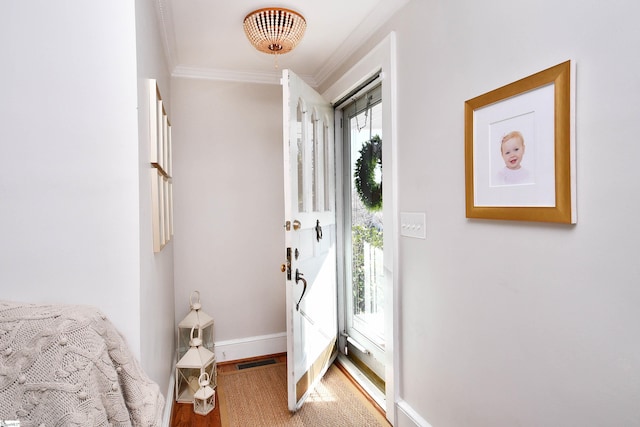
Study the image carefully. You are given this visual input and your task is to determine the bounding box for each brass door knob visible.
[280,264,287,272]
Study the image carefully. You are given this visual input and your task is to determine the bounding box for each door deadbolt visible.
[283,247,292,280]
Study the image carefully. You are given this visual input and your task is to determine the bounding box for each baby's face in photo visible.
[501,136,525,170]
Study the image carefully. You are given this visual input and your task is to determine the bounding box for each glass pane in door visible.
[311,110,317,211]
[296,100,305,212]
[349,100,384,350]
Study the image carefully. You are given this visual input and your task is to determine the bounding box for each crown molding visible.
[155,0,406,88]
[313,0,409,88]
[171,65,318,87]
[171,66,279,84]
[155,0,177,72]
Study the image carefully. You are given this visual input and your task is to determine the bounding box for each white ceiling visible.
[156,0,409,87]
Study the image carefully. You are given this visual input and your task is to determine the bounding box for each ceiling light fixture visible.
[243,7,306,57]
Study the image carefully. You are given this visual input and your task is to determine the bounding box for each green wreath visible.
[354,135,382,211]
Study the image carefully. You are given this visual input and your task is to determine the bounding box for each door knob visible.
[293,220,301,230]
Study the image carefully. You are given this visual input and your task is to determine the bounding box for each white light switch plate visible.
[400,212,426,239]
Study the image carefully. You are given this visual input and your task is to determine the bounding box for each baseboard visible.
[162,366,175,427]
[214,332,287,362]
[396,399,433,427]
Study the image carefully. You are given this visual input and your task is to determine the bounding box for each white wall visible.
[171,78,285,360]
[0,1,141,354]
[322,0,640,425]
[0,1,175,396]
[135,0,176,395]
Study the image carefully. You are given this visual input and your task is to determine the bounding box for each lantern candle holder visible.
[175,325,216,403]
[193,372,216,415]
[177,291,215,360]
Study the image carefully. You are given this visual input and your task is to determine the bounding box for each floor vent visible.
[236,358,277,370]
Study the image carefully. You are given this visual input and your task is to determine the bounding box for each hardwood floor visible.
[171,398,222,427]
[170,353,287,427]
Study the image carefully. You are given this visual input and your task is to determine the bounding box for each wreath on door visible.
[354,135,382,211]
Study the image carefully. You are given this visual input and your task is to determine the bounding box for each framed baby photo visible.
[464,60,576,224]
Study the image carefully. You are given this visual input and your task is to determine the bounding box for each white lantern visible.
[193,372,216,415]
[177,291,215,360]
[175,326,216,403]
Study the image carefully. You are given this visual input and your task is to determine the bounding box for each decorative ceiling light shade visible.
[243,7,306,55]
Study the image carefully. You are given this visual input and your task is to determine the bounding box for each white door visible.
[282,69,337,411]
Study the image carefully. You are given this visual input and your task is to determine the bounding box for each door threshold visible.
[336,353,386,411]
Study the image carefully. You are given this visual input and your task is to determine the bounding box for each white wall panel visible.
[0,1,141,355]
[322,0,640,425]
[171,78,285,349]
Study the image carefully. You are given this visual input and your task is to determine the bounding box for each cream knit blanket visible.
[0,300,164,426]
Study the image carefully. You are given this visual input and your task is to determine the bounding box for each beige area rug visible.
[218,362,389,426]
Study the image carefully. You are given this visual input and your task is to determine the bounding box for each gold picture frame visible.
[465,60,576,223]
